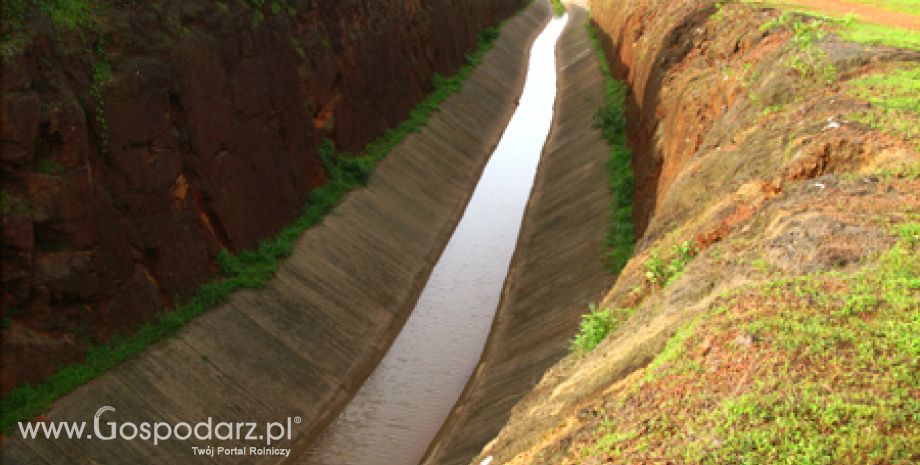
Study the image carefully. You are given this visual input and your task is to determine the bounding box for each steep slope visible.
[465,0,919,463]
[0,0,527,392]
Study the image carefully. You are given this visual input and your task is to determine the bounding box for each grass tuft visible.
[570,304,636,354]
[643,240,698,287]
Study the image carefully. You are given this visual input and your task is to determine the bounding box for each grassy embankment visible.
[571,0,920,355]
[566,221,919,463]
[563,1,919,462]
[0,0,515,431]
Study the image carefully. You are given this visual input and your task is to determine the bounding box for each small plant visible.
[644,240,698,287]
[34,158,67,175]
[643,253,667,286]
[550,0,566,17]
[571,304,629,354]
[0,190,15,216]
[711,1,732,22]
[0,190,30,216]
[1,307,26,331]
[290,37,306,58]
[248,0,266,27]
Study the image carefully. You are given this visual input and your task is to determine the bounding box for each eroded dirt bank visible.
[0,0,528,391]
[421,6,614,465]
[464,0,919,463]
[1,2,551,463]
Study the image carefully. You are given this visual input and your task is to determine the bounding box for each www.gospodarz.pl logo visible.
[18,406,302,452]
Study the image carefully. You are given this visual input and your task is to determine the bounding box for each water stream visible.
[302,13,568,465]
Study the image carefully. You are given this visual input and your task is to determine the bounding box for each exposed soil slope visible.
[465,0,919,463]
[1,3,551,463]
[0,0,527,392]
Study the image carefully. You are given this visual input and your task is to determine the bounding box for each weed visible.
[0,191,31,216]
[1,190,14,216]
[644,240,698,287]
[34,158,67,175]
[587,18,637,275]
[570,304,635,354]
[290,37,305,58]
[248,0,265,27]
[550,0,565,17]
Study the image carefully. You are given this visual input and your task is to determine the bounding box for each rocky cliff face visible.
[0,0,527,393]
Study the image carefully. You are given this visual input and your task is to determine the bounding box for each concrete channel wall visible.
[2,3,550,464]
[421,6,614,465]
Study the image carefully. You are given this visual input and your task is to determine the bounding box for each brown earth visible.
[0,0,528,393]
[1,3,552,463]
[459,0,919,463]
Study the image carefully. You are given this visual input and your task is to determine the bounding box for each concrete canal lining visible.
[421,5,614,465]
[1,2,551,464]
[303,12,568,465]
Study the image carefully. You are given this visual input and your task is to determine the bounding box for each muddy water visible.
[302,14,568,465]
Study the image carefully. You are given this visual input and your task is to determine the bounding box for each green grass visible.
[0,19,511,433]
[751,1,920,51]
[569,222,920,463]
[695,225,920,464]
[841,0,920,16]
[550,0,566,17]
[838,20,920,50]
[847,64,920,150]
[570,304,636,354]
[586,17,637,275]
